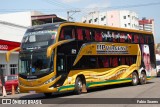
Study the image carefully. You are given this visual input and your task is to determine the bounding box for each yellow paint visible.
[47,39,75,58]
[89,80,132,88]
[19,75,61,93]
[6,47,20,62]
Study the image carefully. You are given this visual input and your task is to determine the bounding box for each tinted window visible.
[74,55,137,69]
[95,29,102,42]
[59,26,75,40]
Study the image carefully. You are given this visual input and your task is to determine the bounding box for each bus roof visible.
[30,21,153,35]
[60,22,153,35]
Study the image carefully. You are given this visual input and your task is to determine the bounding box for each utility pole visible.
[67,10,81,21]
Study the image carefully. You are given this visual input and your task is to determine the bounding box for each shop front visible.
[0,39,20,75]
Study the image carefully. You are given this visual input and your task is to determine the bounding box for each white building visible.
[139,18,155,34]
[0,11,43,42]
[82,10,139,30]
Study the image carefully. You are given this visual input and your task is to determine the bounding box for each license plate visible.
[29,91,36,94]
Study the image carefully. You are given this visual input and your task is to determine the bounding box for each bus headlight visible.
[44,76,55,84]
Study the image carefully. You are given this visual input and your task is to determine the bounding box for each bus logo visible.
[96,44,128,54]
[97,44,106,50]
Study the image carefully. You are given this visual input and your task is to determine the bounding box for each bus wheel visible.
[132,72,139,86]
[44,93,52,97]
[74,77,83,94]
[140,72,147,85]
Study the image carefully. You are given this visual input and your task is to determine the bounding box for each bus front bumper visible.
[19,81,58,93]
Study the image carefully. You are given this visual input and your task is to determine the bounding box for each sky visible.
[0,0,160,43]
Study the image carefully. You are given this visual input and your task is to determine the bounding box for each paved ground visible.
[0,77,160,107]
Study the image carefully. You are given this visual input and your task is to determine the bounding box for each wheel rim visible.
[133,74,137,84]
[141,73,146,83]
[77,80,82,91]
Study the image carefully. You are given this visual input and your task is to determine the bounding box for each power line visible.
[0,2,160,22]
[42,0,74,10]
[42,0,81,21]
[0,2,160,12]
[67,10,81,21]
[99,2,160,10]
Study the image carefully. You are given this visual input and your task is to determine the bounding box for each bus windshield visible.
[19,51,53,75]
[21,28,58,50]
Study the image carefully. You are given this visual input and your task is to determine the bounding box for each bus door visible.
[57,54,67,76]
[66,55,75,72]
[56,54,69,86]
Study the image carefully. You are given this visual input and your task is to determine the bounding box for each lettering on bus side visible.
[97,44,106,50]
[96,44,128,54]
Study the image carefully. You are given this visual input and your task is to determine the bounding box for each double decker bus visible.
[6,22,156,96]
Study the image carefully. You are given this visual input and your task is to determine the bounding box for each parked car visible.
[0,75,19,93]
[156,60,160,77]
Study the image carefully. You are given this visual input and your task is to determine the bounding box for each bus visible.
[6,22,157,96]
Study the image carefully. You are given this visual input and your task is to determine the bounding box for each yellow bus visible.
[6,22,157,96]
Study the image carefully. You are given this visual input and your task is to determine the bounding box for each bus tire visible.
[140,72,147,85]
[44,93,52,97]
[74,77,83,95]
[131,72,139,86]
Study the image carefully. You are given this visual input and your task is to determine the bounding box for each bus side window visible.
[115,32,120,43]
[134,34,139,43]
[125,56,130,65]
[120,57,126,65]
[145,35,153,44]
[101,30,107,42]
[57,56,65,72]
[140,35,144,44]
[82,29,87,41]
[60,27,74,40]
[95,30,102,42]
[112,32,116,43]
[85,29,91,41]
[112,57,118,67]
[89,57,97,68]
[129,57,134,65]
[150,35,153,43]
[60,29,64,40]
[120,33,125,43]
[127,34,132,43]
[102,57,109,68]
[145,35,149,44]
[72,29,76,39]
[124,33,128,43]
[76,28,83,40]
[90,29,95,41]
[106,31,112,42]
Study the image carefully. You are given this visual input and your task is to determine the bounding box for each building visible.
[82,10,139,30]
[32,14,66,26]
[139,18,155,34]
[0,11,67,42]
[0,39,20,75]
[0,11,66,75]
